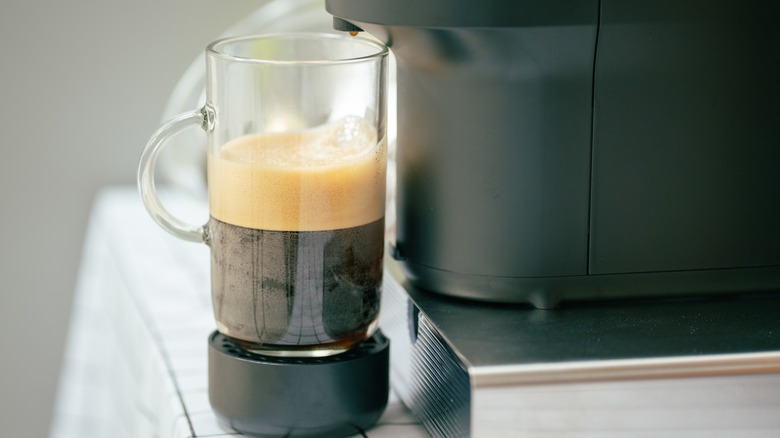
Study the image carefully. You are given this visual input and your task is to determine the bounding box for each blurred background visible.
[0,1,261,435]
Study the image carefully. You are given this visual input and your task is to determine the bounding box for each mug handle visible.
[137,107,210,244]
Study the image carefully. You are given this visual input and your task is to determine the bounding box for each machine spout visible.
[332,17,362,35]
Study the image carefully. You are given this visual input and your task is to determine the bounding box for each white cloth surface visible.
[50,186,427,438]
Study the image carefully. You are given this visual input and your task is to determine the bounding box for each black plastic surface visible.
[590,0,780,274]
[208,331,390,437]
[399,280,780,368]
[326,0,596,27]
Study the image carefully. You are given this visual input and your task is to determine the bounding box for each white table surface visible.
[50,186,427,438]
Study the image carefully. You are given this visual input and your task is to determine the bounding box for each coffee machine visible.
[326,0,780,308]
[325,0,780,436]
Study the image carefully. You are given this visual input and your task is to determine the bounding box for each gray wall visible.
[0,1,260,436]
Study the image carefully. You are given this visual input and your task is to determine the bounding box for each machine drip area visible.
[208,330,389,438]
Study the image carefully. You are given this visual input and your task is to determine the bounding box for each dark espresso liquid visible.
[209,216,384,354]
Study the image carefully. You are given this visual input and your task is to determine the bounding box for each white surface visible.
[50,186,426,438]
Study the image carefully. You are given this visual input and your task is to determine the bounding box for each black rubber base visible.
[208,330,390,437]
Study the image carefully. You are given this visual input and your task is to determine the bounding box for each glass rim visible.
[206,32,389,65]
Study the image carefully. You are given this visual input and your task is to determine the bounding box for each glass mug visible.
[138,33,388,357]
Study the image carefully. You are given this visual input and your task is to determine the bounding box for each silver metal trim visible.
[472,351,780,387]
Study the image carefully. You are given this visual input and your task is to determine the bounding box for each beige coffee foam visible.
[208,116,386,231]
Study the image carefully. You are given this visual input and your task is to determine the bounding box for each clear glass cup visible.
[138,33,388,357]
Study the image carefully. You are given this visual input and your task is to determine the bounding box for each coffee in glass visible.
[138,33,388,356]
[208,116,386,354]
